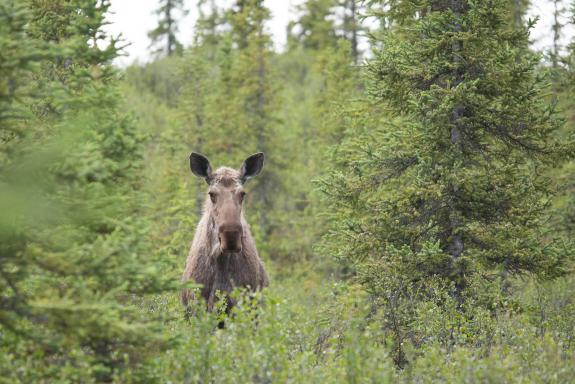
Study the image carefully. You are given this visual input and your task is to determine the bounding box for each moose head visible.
[189,152,264,253]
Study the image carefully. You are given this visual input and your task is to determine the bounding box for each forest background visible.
[1,0,575,382]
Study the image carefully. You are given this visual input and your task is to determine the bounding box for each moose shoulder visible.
[181,152,269,313]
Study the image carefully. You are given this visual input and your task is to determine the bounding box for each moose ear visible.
[190,152,213,184]
[240,152,264,184]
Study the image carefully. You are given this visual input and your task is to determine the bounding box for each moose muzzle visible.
[219,225,243,253]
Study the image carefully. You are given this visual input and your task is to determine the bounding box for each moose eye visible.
[208,192,217,203]
[239,191,246,202]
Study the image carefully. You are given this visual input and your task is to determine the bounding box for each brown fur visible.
[181,166,269,312]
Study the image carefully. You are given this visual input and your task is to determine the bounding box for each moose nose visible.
[219,225,243,252]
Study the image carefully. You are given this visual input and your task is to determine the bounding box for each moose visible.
[181,152,269,316]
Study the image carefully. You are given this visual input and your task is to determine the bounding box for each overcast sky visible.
[104,0,574,66]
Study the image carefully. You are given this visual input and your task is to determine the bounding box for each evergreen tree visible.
[148,0,188,56]
[339,0,362,62]
[230,5,273,165]
[173,0,285,258]
[279,1,363,266]
[569,1,575,77]
[179,1,225,216]
[288,0,363,61]
[549,1,575,235]
[509,0,530,28]
[0,0,56,336]
[217,0,283,246]
[551,0,565,68]
[1,1,174,381]
[194,0,223,54]
[288,0,339,52]
[321,0,573,303]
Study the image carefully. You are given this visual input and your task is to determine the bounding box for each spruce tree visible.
[222,0,283,245]
[509,0,530,28]
[180,1,224,216]
[148,0,188,56]
[321,0,573,303]
[280,0,364,266]
[1,1,174,381]
[175,0,284,257]
[549,2,575,235]
[569,1,575,81]
[0,0,56,336]
[194,0,223,54]
[288,0,363,61]
[551,0,565,68]
[339,0,362,62]
[288,0,339,51]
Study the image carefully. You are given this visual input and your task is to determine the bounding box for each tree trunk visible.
[256,20,270,240]
[513,0,523,28]
[349,0,359,63]
[551,0,562,69]
[167,0,174,56]
[449,0,466,301]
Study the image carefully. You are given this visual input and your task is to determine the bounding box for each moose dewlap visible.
[181,152,269,313]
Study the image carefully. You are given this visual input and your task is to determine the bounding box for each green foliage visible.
[288,0,339,52]
[549,1,575,237]
[319,0,575,367]
[0,1,175,381]
[3,0,575,381]
[66,271,572,383]
[174,0,292,262]
[148,0,188,57]
[322,0,573,295]
[288,0,363,61]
